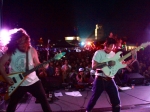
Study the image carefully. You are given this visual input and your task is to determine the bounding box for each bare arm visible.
[92,60,116,70]
[92,60,107,70]
[31,47,41,66]
[0,53,14,85]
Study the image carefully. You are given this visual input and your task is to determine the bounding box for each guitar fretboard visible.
[23,58,54,77]
[119,45,144,62]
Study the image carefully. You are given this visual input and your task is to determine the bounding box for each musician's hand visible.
[122,61,126,64]
[107,61,115,66]
[6,77,14,85]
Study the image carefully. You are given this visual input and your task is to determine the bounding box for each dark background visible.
[1,0,150,43]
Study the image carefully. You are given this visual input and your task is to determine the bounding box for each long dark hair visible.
[6,28,30,55]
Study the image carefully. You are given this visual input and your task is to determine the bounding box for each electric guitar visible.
[101,42,150,78]
[0,52,66,100]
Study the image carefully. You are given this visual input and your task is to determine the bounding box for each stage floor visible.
[1,85,150,112]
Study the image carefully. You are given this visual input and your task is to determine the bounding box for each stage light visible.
[0,28,20,46]
[9,28,19,35]
[81,42,85,46]
[0,29,10,46]
[87,42,91,45]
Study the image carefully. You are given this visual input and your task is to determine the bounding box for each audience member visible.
[61,59,71,82]
[46,62,55,77]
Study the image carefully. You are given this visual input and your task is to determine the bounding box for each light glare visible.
[0,28,20,46]
[0,29,10,46]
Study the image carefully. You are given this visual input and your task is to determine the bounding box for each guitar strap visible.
[26,51,29,72]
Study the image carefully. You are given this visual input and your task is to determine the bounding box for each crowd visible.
[1,42,150,94]
[138,46,150,80]
[0,30,150,112]
[37,50,95,93]
[36,45,150,94]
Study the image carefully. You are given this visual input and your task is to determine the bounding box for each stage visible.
[1,85,150,112]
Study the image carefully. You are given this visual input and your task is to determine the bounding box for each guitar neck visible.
[23,58,54,77]
[119,45,142,62]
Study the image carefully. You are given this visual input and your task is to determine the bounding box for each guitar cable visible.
[55,88,90,111]
[103,79,150,109]
[80,89,90,109]
[23,93,32,112]
[15,93,32,112]
[53,102,63,111]
[120,90,150,103]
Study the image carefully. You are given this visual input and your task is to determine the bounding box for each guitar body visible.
[101,42,150,77]
[0,52,66,100]
[0,72,25,100]
[101,52,127,78]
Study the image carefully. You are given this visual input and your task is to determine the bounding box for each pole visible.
[47,39,50,60]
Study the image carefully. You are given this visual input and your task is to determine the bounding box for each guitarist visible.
[86,37,137,112]
[0,28,52,112]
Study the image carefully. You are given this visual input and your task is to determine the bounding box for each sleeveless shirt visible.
[9,47,39,86]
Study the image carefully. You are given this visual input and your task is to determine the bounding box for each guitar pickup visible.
[12,77,17,83]
[19,74,23,80]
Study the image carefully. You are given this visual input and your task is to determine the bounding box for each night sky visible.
[2,0,150,43]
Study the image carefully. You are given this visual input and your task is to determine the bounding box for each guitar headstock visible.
[54,52,66,60]
[140,42,150,49]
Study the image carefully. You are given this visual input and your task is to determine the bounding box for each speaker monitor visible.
[127,73,145,85]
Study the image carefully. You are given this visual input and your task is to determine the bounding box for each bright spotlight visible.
[81,42,85,46]
[0,28,20,46]
[9,28,19,35]
[0,29,11,46]
[87,42,91,45]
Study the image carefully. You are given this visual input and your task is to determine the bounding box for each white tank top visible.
[9,47,39,86]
